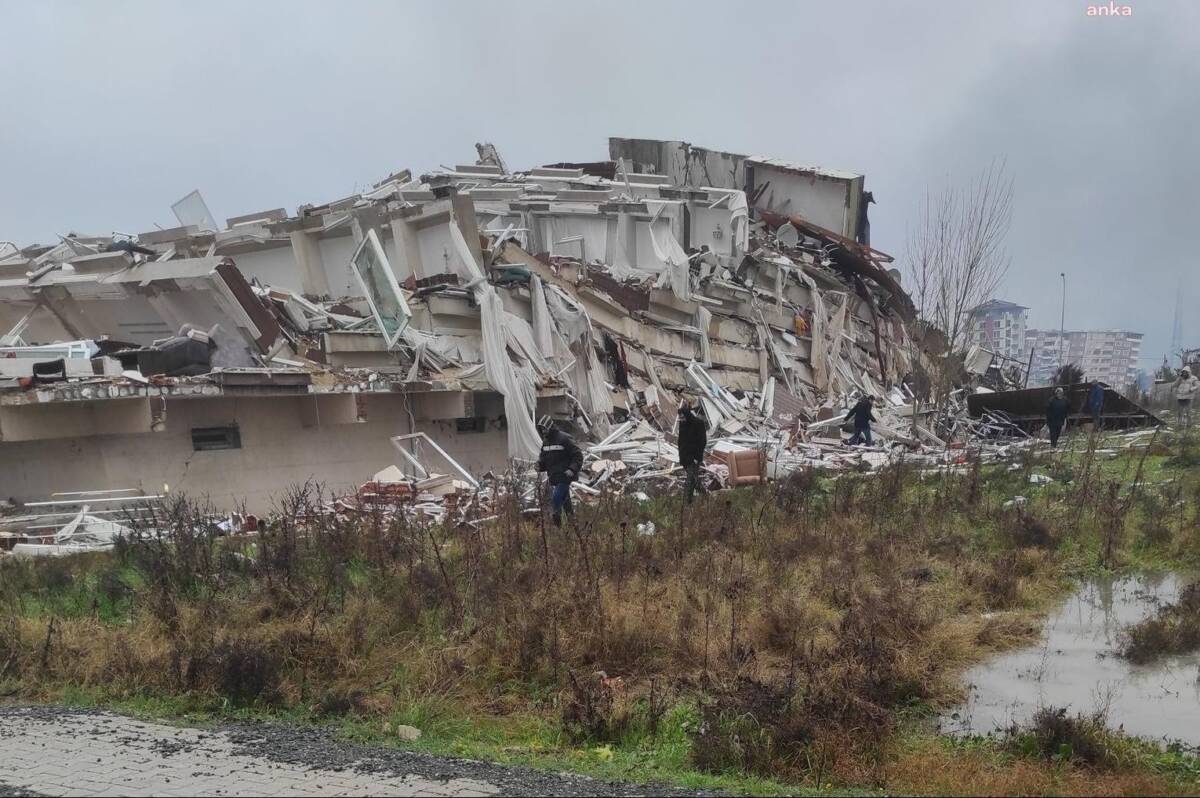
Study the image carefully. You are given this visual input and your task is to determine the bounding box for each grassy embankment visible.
[3,428,1200,796]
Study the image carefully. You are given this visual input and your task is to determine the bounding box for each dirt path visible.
[0,706,718,797]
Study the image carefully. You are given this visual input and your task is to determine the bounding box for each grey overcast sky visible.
[1,0,1195,370]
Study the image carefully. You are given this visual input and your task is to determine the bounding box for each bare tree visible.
[907,160,1014,352]
[905,161,1014,404]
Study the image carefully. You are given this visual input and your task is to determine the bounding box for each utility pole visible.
[1171,278,1184,366]
[1059,272,1067,380]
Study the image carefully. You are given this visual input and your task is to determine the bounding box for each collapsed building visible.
[1,137,923,514]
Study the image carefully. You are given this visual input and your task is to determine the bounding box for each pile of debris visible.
[0,490,156,557]
[0,136,1160,520]
[305,354,1051,528]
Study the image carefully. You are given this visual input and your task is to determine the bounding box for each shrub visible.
[1167,435,1200,469]
[1010,706,1117,768]
[1138,517,1174,547]
[176,637,282,708]
[1119,583,1200,664]
[690,678,789,775]
[561,670,630,743]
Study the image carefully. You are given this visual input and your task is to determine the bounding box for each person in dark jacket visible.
[537,416,583,526]
[1046,387,1071,447]
[677,401,708,504]
[104,237,156,258]
[845,396,877,446]
[1087,381,1105,431]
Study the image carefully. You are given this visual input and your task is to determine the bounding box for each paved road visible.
[0,706,716,797]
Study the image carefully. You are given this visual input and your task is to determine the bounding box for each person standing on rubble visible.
[1087,380,1106,432]
[1046,387,1071,447]
[1175,368,1200,428]
[845,395,877,446]
[537,416,583,526]
[677,400,708,504]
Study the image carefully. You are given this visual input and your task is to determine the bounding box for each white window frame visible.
[350,228,411,350]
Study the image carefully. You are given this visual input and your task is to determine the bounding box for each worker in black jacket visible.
[677,401,708,504]
[104,237,156,258]
[1046,387,1071,447]
[845,395,878,446]
[537,416,583,526]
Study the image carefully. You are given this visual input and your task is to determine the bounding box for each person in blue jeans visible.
[845,395,878,446]
[1087,380,1106,431]
[537,416,583,526]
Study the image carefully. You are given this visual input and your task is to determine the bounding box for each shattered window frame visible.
[350,228,411,349]
[455,417,487,434]
[191,425,242,451]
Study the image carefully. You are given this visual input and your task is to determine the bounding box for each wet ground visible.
[944,573,1200,747]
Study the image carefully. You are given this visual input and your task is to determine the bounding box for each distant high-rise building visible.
[966,299,1028,362]
[1025,329,1143,387]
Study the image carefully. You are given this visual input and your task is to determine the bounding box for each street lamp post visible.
[1059,272,1067,380]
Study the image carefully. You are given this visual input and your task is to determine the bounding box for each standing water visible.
[944,573,1200,747]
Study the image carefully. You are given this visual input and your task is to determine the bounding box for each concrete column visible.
[388,217,421,283]
[288,230,331,298]
[36,290,91,340]
[450,194,484,271]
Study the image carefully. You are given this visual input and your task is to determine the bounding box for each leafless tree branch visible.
[905,160,1013,401]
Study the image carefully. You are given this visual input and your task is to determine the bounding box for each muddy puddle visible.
[944,573,1200,747]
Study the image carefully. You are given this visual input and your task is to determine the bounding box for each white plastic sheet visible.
[796,269,830,391]
[530,275,555,357]
[824,295,850,395]
[728,190,750,256]
[646,217,691,300]
[480,291,542,460]
[545,285,613,418]
[449,221,541,460]
[696,306,712,368]
[503,308,551,376]
[543,284,590,343]
[643,200,691,300]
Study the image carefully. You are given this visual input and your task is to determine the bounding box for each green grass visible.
[343,702,838,797]
[41,682,1200,796]
[38,684,829,796]
[7,429,1200,797]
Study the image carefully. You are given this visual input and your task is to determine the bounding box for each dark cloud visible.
[0,0,1190,365]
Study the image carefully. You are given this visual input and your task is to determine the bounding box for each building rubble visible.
[316,378,1049,529]
[1,489,156,557]
[1,136,1157,544]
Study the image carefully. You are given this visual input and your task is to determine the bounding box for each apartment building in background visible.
[1025,329,1143,387]
[967,300,1028,362]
